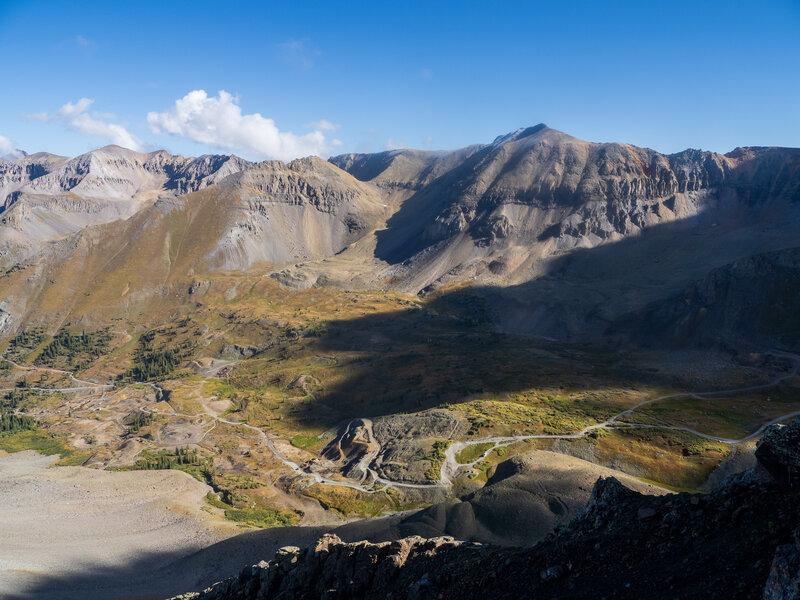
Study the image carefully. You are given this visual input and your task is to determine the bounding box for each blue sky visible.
[0,0,798,160]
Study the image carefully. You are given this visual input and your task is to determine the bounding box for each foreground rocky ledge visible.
[175,419,800,600]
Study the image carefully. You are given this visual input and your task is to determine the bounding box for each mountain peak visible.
[90,144,142,158]
[492,123,551,145]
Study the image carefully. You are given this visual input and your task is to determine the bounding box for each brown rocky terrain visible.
[3,127,800,599]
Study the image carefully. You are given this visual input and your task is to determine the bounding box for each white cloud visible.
[423,135,434,149]
[76,35,91,47]
[28,98,144,151]
[0,135,24,160]
[0,135,14,154]
[306,119,340,133]
[57,98,93,119]
[147,90,338,161]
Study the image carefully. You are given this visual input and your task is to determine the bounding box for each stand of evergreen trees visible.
[121,328,193,382]
[0,412,37,433]
[127,410,154,434]
[133,447,200,470]
[2,389,36,410]
[127,348,183,381]
[5,328,46,361]
[35,328,112,367]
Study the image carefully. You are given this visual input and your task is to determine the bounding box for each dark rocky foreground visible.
[173,421,800,600]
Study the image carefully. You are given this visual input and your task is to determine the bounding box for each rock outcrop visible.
[206,156,385,270]
[756,418,800,490]
[765,528,800,600]
[0,145,249,206]
[332,126,800,294]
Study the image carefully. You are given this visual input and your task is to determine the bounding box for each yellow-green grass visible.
[424,440,451,480]
[452,388,638,438]
[532,427,728,491]
[290,433,322,449]
[0,430,90,466]
[624,388,800,440]
[455,442,495,464]
[300,483,426,519]
[205,492,296,528]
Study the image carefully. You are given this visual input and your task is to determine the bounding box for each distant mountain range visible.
[2,125,799,350]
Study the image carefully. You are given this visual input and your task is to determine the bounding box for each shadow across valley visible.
[231,200,800,430]
[230,284,640,430]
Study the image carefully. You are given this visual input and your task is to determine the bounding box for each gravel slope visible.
[0,451,239,599]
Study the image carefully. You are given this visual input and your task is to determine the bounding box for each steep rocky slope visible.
[173,419,800,600]
[0,155,384,334]
[0,146,250,265]
[626,246,800,351]
[208,156,385,270]
[3,128,800,347]
[332,125,800,298]
[390,450,666,545]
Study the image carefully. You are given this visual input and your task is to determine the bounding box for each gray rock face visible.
[205,156,384,270]
[0,146,250,266]
[756,418,800,491]
[0,145,249,204]
[0,300,12,334]
[332,126,800,297]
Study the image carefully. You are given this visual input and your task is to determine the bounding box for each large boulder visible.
[755,418,800,491]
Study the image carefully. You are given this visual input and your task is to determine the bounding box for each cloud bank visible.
[147,90,340,161]
[29,98,144,151]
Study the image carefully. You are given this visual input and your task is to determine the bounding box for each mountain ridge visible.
[2,126,800,349]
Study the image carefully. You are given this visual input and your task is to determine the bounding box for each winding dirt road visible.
[204,350,800,492]
[7,351,800,494]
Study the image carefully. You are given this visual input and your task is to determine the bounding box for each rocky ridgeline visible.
[332,126,800,257]
[0,146,250,204]
[0,146,250,264]
[174,419,800,600]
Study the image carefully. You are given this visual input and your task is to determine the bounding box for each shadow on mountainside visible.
[371,144,497,264]
[229,283,631,429]
[472,202,800,345]
[228,202,800,429]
